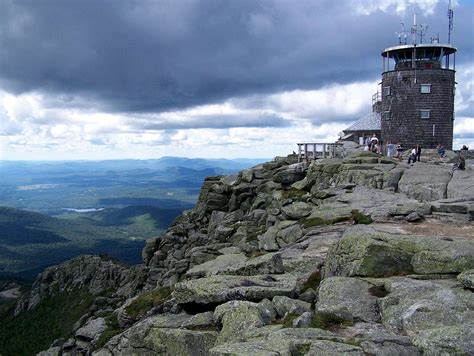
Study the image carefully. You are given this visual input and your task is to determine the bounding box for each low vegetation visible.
[0,289,96,355]
[125,286,173,319]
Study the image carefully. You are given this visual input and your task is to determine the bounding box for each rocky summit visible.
[10,152,474,355]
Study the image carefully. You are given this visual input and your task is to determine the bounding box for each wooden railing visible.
[297,143,345,162]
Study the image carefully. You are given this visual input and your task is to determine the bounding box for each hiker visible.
[437,143,445,158]
[453,153,466,172]
[396,142,404,160]
[415,144,422,162]
[370,134,379,149]
[408,146,417,164]
[386,141,396,158]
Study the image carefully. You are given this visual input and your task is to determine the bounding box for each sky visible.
[0,0,473,160]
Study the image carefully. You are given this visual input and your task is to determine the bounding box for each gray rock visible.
[323,225,474,278]
[293,311,313,328]
[316,277,380,322]
[185,254,247,278]
[281,202,312,219]
[457,269,474,289]
[186,253,284,279]
[447,168,474,198]
[256,299,278,324]
[413,324,474,355]
[306,340,364,355]
[405,211,423,222]
[37,346,61,356]
[389,202,431,216]
[75,317,106,344]
[276,223,303,247]
[398,163,452,202]
[272,163,308,185]
[209,337,295,355]
[173,274,298,305]
[379,277,473,335]
[258,226,279,251]
[214,301,266,344]
[272,296,311,318]
[151,328,218,355]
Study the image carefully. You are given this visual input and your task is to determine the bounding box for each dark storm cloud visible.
[129,112,289,130]
[0,0,472,113]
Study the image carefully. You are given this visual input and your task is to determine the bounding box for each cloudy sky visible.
[0,0,473,160]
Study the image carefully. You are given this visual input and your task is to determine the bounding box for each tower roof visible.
[382,43,457,58]
[344,112,381,133]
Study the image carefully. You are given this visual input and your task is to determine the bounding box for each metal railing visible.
[297,143,345,162]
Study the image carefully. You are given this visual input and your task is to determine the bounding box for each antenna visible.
[447,0,454,44]
[411,13,418,44]
[419,24,429,43]
[396,22,408,45]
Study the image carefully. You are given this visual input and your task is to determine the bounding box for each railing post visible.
[298,144,302,162]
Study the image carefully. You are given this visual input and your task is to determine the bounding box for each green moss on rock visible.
[125,286,172,319]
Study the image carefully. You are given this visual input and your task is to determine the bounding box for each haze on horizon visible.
[0,0,473,161]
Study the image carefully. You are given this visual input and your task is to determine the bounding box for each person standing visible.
[415,144,422,162]
[396,142,404,160]
[386,141,395,158]
[408,146,417,164]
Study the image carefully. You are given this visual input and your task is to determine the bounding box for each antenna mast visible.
[447,0,454,44]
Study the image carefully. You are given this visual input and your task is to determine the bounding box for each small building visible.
[340,112,381,146]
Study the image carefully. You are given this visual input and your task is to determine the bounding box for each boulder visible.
[389,202,431,216]
[209,337,295,355]
[258,226,280,251]
[272,163,308,186]
[272,296,311,318]
[150,328,218,355]
[323,225,474,278]
[413,324,474,355]
[305,340,364,355]
[281,202,312,219]
[315,277,380,323]
[293,311,313,328]
[379,277,473,335]
[214,301,267,344]
[447,168,474,198]
[185,254,247,278]
[457,269,474,289]
[96,313,217,355]
[398,164,452,201]
[75,318,106,345]
[173,274,298,305]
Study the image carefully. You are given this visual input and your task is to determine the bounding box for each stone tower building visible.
[380,43,457,149]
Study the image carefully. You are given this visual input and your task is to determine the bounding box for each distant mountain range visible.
[0,205,184,279]
[0,157,266,279]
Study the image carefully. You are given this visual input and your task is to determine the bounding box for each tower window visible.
[382,111,391,120]
[420,84,431,94]
[383,86,391,96]
[420,110,431,119]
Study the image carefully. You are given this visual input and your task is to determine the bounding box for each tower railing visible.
[372,92,381,106]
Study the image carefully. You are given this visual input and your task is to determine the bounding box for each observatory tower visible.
[380,13,457,149]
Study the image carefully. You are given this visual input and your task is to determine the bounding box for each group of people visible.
[365,134,405,159]
[363,135,468,171]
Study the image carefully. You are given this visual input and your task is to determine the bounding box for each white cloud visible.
[1,60,472,160]
[351,0,449,16]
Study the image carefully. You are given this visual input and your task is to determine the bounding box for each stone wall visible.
[381,68,455,149]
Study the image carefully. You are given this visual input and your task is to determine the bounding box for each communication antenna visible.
[411,13,418,44]
[419,24,429,43]
[396,22,408,45]
[447,0,454,44]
